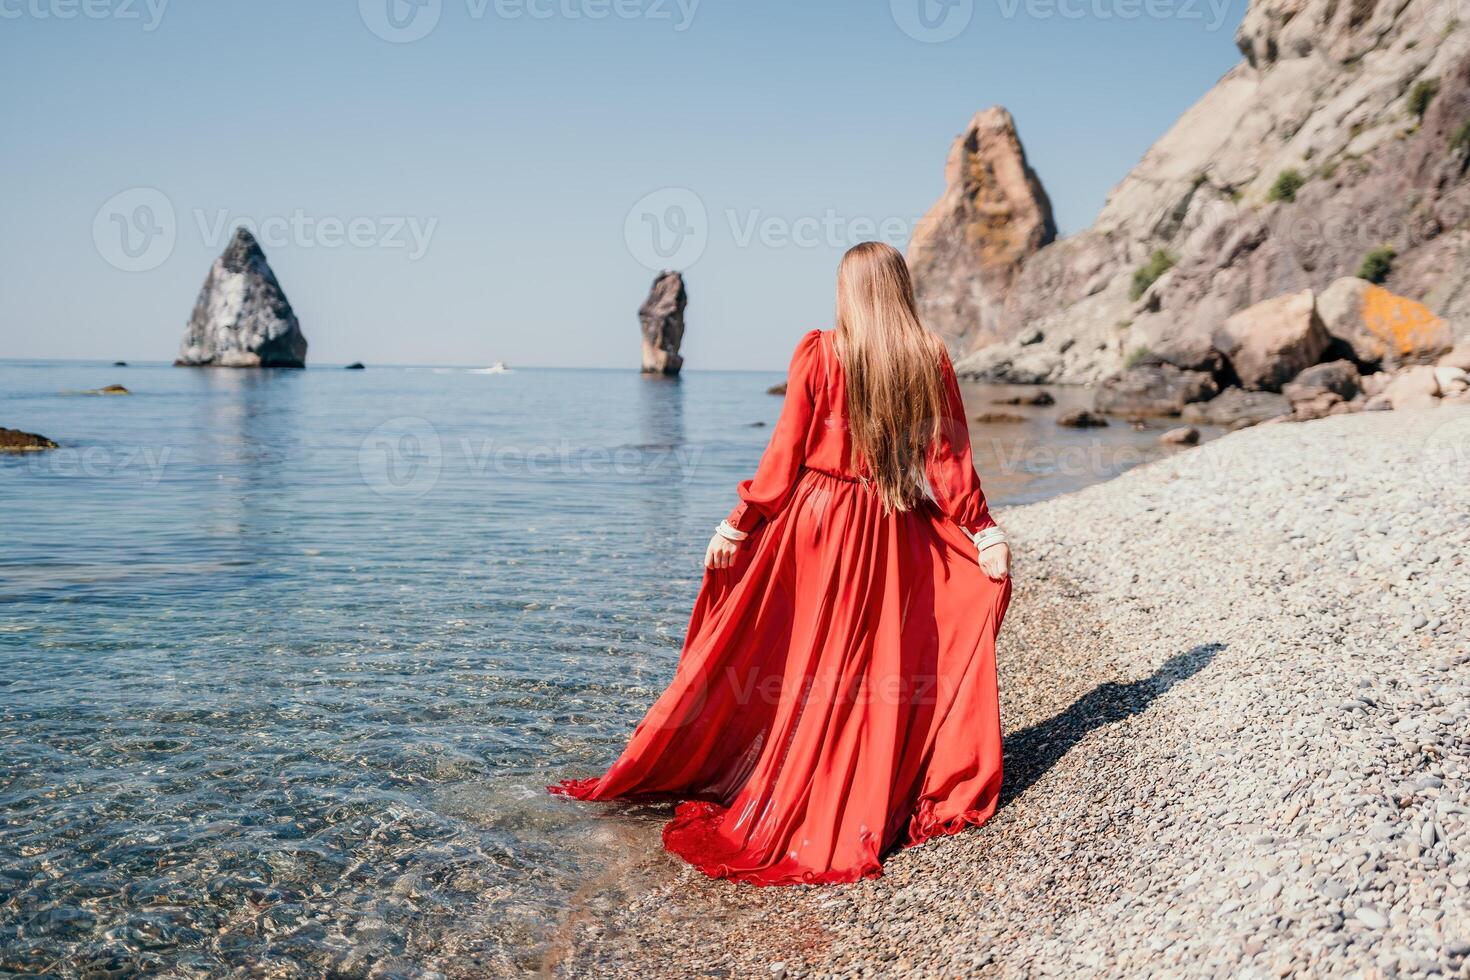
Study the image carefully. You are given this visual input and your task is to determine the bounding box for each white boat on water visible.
[471,361,511,375]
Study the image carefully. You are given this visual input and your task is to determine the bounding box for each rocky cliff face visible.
[952,0,1470,384]
[176,229,308,368]
[639,270,686,375]
[908,108,1057,351]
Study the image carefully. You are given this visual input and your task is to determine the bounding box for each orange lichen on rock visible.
[1359,285,1449,360]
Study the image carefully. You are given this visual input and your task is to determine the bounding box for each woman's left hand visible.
[705,533,739,570]
[978,542,1011,580]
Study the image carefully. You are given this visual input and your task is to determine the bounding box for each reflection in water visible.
[634,374,690,564]
[192,369,305,578]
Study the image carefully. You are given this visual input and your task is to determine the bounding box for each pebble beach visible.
[545,407,1470,978]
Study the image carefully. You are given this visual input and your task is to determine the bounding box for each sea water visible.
[0,361,1212,974]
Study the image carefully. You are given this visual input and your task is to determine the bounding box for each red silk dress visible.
[551,329,1011,885]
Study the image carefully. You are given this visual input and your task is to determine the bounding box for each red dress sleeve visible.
[724,330,822,534]
[925,351,997,536]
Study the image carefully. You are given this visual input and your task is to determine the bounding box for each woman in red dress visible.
[552,241,1012,885]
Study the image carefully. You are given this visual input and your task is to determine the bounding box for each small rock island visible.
[175,228,308,368]
[639,271,686,376]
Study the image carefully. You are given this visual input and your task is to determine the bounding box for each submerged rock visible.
[1160,426,1201,445]
[0,428,57,451]
[1056,410,1109,428]
[992,390,1055,406]
[639,271,686,376]
[973,411,1026,424]
[766,382,787,396]
[345,362,366,370]
[908,107,1056,352]
[91,384,131,395]
[176,228,308,368]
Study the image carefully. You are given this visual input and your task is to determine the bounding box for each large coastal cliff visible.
[925,0,1470,385]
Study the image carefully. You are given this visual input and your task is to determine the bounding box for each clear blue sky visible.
[2,0,1245,369]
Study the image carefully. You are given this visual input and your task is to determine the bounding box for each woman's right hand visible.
[978,542,1011,581]
[705,533,739,570]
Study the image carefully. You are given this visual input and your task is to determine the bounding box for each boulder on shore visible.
[1317,278,1454,370]
[1440,344,1470,373]
[1284,360,1360,403]
[0,428,57,452]
[639,271,686,376]
[1212,289,1330,392]
[176,228,308,368]
[1093,362,1218,418]
[1181,388,1291,429]
[1383,365,1441,410]
[1283,360,1361,419]
[908,107,1056,352]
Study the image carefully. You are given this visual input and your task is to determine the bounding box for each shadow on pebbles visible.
[541,408,1470,979]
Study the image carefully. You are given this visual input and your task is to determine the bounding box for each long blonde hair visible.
[833,241,948,513]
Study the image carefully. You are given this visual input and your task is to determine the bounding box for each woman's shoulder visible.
[788,329,827,365]
[781,330,829,394]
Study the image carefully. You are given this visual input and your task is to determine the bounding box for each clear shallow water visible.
[0,361,1213,976]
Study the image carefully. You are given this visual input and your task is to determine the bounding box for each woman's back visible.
[792,329,861,480]
[551,241,1012,887]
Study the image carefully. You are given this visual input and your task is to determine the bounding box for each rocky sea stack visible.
[908,107,1056,352]
[175,228,308,368]
[639,270,686,376]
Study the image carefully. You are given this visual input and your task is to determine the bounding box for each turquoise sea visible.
[0,361,1212,975]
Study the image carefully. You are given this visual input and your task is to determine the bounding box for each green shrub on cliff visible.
[1129,250,1177,300]
[1268,169,1306,203]
[1451,120,1470,153]
[1407,79,1440,119]
[1358,246,1396,284]
[1124,346,1154,369]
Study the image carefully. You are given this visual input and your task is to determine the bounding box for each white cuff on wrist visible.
[970,526,1008,558]
[715,520,748,542]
